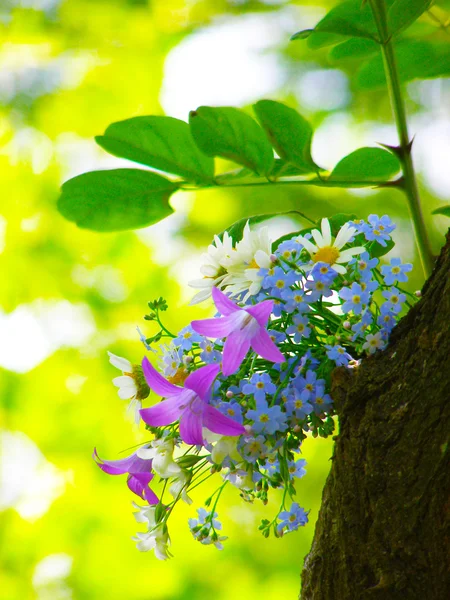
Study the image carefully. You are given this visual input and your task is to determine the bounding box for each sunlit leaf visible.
[328,147,401,182]
[290,29,313,41]
[58,169,178,232]
[214,167,254,184]
[388,0,433,36]
[308,0,379,42]
[432,206,450,218]
[189,106,274,176]
[95,116,214,184]
[356,41,450,89]
[253,100,319,173]
[329,37,379,61]
[269,159,313,179]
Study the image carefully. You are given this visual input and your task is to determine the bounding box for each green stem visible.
[369,0,434,279]
[182,177,402,192]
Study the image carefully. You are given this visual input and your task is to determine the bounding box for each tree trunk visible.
[301,233,450,600]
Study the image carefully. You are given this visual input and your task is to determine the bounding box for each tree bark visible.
[301,233,450,600]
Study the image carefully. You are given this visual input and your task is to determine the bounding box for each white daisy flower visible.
[108,351,149,424]
[296,218,365,275]
[221,223,272,299]
[189,231,235,304]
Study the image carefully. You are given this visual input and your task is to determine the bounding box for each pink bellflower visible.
[191,287,285,376]
[139,360,245,445]
[93,448,158,505]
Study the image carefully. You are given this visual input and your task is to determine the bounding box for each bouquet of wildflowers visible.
[94,213,416,559]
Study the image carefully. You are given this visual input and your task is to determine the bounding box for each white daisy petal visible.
[321,218,332,246]
[332,264,347,274]
[334,224,356,249]
[117,386,136,400]
[113,375,136,388]
[311,228,324,248]
[108,352,132,372]
[335,246,365,263]
[297,236,318,255]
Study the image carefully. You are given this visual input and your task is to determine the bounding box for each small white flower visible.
[169,470,193,505]
[132,503,171,559]
[211,436,242,465]
[362,332,386,354]
[137,438,182,478]
[189,232,234,304]
[296,218,365,275]
[221,223,272,299]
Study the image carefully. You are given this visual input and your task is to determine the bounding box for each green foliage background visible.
[0,1,449,598]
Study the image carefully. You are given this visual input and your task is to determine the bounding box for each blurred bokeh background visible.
[0,1,449,598]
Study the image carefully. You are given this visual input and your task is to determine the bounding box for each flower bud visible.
[226,390,234,399]
[183,355,193,365]
[343,321,351,330]
[414,290,422,298]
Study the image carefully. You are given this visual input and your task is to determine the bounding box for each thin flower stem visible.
[369,0,434,279]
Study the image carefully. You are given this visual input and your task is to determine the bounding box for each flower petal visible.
[184,363,220,400]
[191,314,235,338]
[140,394,184,427]
[332,263,347,274]
[142,357,182,397]
[246,300,273,327]
[321,218,332,246]
[212,286,240,316]
[93,448,146,475]
[251,328,285,364]
[203,405,246,437]
[222,330,251,376]
[179,398,205,445]
[108,351,132,372]
[334,223,356,249]
[311,228,324,248]
[297,236,317,255]
[335,246,365,263]
[128,472,157,503]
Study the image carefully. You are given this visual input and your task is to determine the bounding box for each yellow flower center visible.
[249,258,259,269]
[256,382,265,389]
[313,246,340,265]
[259,414,269,423]
[167,367,189,386]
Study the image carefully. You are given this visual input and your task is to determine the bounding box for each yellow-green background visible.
[1,1,449,599]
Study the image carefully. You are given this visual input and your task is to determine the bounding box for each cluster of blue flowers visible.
[98,214,417,559]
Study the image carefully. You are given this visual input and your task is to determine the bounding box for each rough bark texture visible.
[301,233,450,600]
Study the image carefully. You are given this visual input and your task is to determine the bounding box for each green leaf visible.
[307,31,347,50]
[290,29,313,41]
[368,238,395,258]
[214,167,254,184]
[253,100,318,173]
[95,116,214,184]
[432,206,450,218]
[329,147,401,182]
[356,41,450,90]
[58,169,178,232]
[388,0,433,36]
[189,106,274,176]
[309,0,379,42]
[329,37,379,62]
[269,159,313,179]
